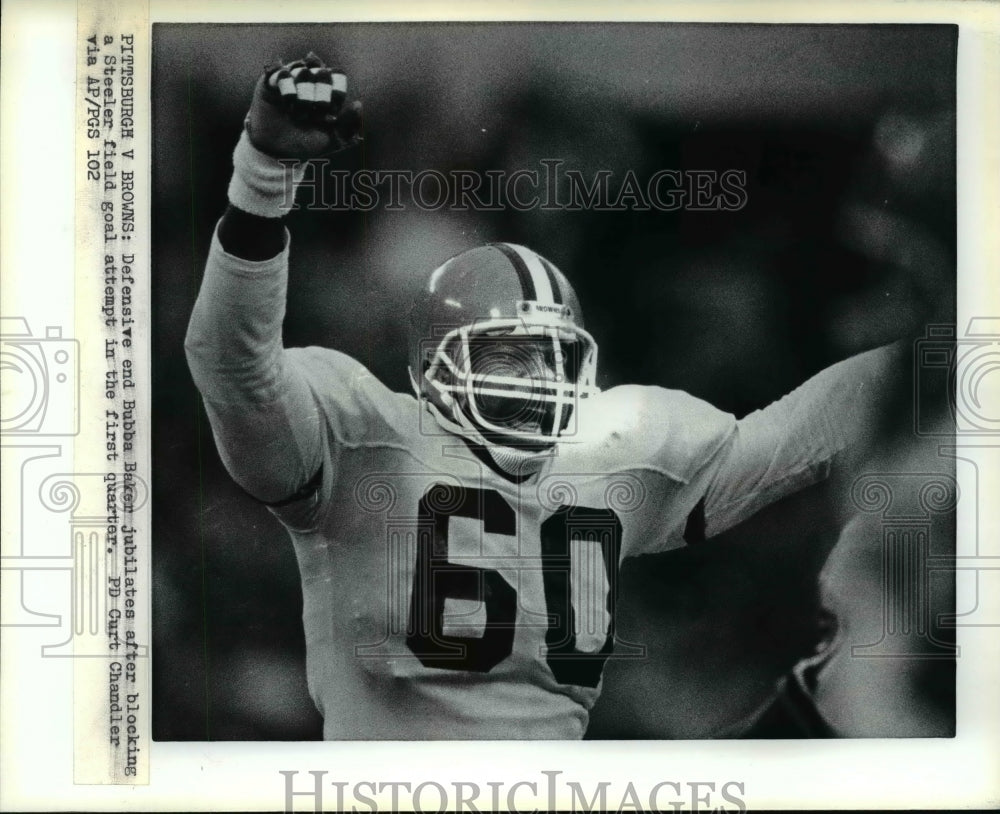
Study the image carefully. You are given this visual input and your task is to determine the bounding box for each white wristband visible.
[227,128,307,218]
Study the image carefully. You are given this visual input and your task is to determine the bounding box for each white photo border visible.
[2,0,998,810]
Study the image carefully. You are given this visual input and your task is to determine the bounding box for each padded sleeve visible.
[184,226,326,507]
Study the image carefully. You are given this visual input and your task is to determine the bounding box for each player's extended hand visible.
[245,52,363,160]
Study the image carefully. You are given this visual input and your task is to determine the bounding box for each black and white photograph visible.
[153,22,958,743]
[5,2,1000,811]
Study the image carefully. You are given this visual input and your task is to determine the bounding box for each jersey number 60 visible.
[405,485,622,689]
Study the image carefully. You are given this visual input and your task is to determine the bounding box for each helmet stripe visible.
[539,258,563,305]
[509,244,555,305]
[490,243,536,301]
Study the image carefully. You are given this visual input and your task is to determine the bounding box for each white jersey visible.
[185,229,895,739]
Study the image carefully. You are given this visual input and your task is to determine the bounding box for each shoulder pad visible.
[563,385,735,483]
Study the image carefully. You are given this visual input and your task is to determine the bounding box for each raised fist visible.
[245,52,363,160]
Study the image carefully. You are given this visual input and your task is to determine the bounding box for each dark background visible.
[152,23,956,740]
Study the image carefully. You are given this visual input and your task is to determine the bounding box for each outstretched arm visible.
[698,342,905,538]
[184,54,362,506]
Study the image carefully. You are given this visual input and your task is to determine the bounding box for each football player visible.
[185,54,900,739]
